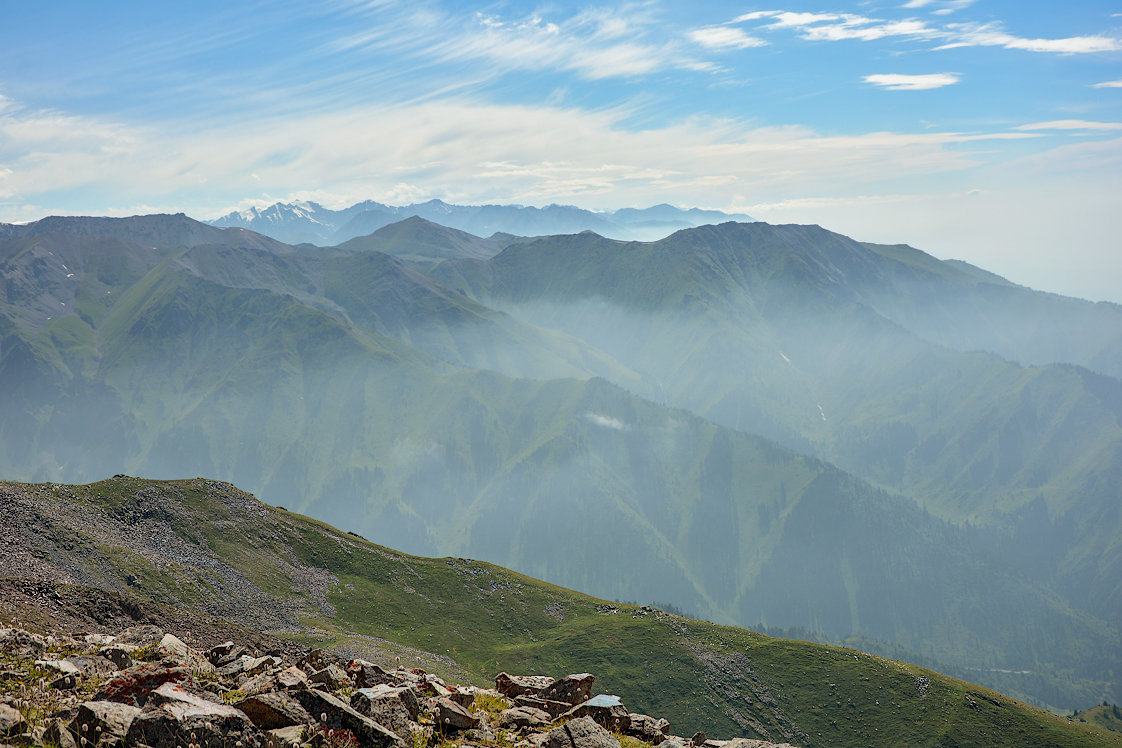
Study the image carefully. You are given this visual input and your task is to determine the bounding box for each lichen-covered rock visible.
[308,663,351,690]
[0,703,25,739]
[265,724,306,748]
[628,713,670,742]
[347,659,391,689]
[95,662,194,706]
[125,682,262,748]
[546,716,621,748]
[114,625,164,648]
[496,673,555,699]
[156,633,216,675]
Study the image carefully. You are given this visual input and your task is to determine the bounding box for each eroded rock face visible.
[290,688,403,748]
[432,696,479,731]
[629,713,670,742]
[497,705,552,730]
[125,682,262,748]
[546,716,621,748]
[236,692,313,731]
[351,685,420,739]
[542,673,595,706]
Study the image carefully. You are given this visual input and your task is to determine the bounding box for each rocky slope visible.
[0,476,1117,748]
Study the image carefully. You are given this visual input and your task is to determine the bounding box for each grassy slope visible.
[3,475,1118,748]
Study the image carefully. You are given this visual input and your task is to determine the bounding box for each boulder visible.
[290,688,403,748]
[347,660,391,689]
[0,703,25,739]
[276,665,310,690]
[496,705,551,730]
[35,659,80,676]
[98,646,134,670]
[562,695,631,732]
[206,641,238,665]
[65,655,117,679]
[0,628,48,658]
[542,673,594,706]
[350,685,420,739]
[95,662,194,706]
[235,692,313,731]
[449,687,474,709]
[114,625,164,648]
[495,673,555,699]
[628,713,670,742]
[545,716,620,748]
[125,682,262,748]
[84,634,117,647]
[298,649,340,673]
[156,633,216,675]
[265,724,307,748]
[308,664,351,690]
[432,696,479,731]
[43,719,78,748]
[70,701,141,748]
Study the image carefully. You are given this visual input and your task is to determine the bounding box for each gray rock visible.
[235,692,313,730]
[156,634,216,675]
[95,662,194,706]
[265,724,307,748]
[114,625,164,648]
[546,716,620,748]
[495,673,555,699]
[98,646,134,670]
[70,701,141,748]
[562,695,630,732]
[43,719,78,748]
[290,688,403,748]
[308,664,351,690]
[432,697,479,731]
[496,705,551,730]
[347,660,391,689]
[513,694,572,718]
[542,673,594,706]
[0,703,25,739]
[0,628,48,658]
[65,655,117,679]
[351,685,420,739]
[125,682,262,748]
[628,713,670,742]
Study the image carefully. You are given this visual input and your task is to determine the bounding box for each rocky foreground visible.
[0,625,797,748]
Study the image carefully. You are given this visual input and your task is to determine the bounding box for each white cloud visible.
[1015,120,1122,131]
[864,73,961,90]
[1092,78,1122,88]
[688,27,767,50]
[736,10,1120,55]
[584,412,629,431]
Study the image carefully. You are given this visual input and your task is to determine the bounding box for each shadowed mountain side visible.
[336,216,507,264]
[2,476,1118,748]
[430,223,1122,629]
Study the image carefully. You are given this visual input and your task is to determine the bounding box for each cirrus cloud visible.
[864,73,961,90]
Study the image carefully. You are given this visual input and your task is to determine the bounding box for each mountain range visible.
[208,199,756,245]
[1,211,1120,714]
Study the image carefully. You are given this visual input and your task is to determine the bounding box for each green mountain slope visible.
[3,475,1118,748]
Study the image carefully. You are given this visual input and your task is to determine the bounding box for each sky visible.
[1,0,1120,301]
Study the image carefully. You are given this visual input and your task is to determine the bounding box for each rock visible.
[432,696,480,731]
[126,682,263,748]
[50,673,80,690]
[65,655,117,679]
[513,694,572,718]
[98,646,134,670]
[265,724,307,748]
[628,713,670,742]
[308,664,351,690]
[218,655,256,678]
[235,692,313,731]
[542,673,594,706]
[0,628,47,658]
[35,659,80,676]
[84,634,117,647]
[723,740,801,748]
[562,695,631,732]
[496,705,551,730]
[298,649,339,673]
[156,633,216,675]
[496,673,555,699]
[114,625,164,648]
[275,665,310,690]
[290,688,403,748]
[656,738,691,748]
[347,660,391,689]
[449,687,474,709]
[43,719,78,748]
[350,685,420,739]
[206,641,238,666]
[70,701,142,748]
[95,662,194,706]
[0,703,25,739]
[546,716,620,748]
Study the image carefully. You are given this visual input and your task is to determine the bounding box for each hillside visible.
[2,214,1120,712]
[2,476,1118,748]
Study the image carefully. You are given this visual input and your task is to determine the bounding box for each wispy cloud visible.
[902,0,977,15]
[688,27,768,51]
[1015,120,1122,131]
[865,73,960,90]
[735,9,1120,54]
[1092,79,1122,88]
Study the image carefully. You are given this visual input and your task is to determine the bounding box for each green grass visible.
[6,476,1120,748]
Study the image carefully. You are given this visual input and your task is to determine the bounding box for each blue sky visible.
[1,1,1120,300]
